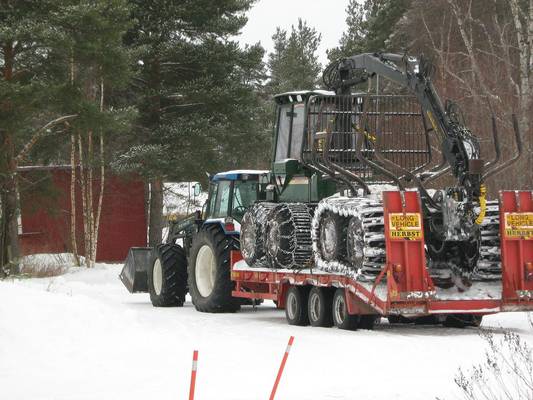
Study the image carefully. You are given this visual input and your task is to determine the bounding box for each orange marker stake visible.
[269,336,294,400]
[189,350,198,400]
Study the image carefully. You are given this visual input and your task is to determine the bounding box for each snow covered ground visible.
[1,263,532,400]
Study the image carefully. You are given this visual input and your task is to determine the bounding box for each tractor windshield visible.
[231,180,258,221]
[207,179,258,221]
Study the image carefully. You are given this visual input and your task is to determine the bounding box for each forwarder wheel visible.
[308,287,333,327]
[240,203,276,266]
[148,244,187,307]
[332,289,359,330]
[188,225,240,313]
[285,286,309,326]
[318,212,346,262]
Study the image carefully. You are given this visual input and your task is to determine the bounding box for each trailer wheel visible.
[387,315,412,324]
[188,225,240,313]
[307,287,333,327]
[332,289,359,330]
[148,244,188,307]
[443,314,483,328]
[285,286,309,326]
[358,315,379,330]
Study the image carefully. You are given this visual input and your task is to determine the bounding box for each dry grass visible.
[18,253,76,278]
[454,329,533,400]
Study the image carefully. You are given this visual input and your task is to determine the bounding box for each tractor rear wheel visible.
[332,289,359,330]
[188,225,240,313]
[148,244,188,307]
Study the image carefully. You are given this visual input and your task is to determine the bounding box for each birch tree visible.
[400,0,533,190]
[50,0,133,267]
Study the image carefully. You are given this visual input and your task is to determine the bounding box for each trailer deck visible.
[231,190,533,326]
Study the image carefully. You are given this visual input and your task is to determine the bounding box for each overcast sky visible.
[238,0,350,66]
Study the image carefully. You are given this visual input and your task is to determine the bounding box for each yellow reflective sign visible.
[504,212,533,239]
[388,213,422,240]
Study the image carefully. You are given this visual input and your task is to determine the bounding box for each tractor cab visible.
[204,170,269,231]
[271,90,338,203]
[270,89,432,203]
[273,90,333,163]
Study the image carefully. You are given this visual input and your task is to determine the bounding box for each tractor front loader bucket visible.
[119,247,153,293]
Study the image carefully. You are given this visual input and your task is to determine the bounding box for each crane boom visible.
[323,53,483,197]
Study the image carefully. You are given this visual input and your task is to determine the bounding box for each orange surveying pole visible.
[269,336,294,400]
[189,350,198,400]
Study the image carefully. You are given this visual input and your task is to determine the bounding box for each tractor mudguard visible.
[119,247,152,293]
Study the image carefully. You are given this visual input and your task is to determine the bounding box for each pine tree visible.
[0,0,72,275]
[267,19,322,94]
[116,0,266,246]
[0,0,133,272]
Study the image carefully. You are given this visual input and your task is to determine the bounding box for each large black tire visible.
[318,212,347,262]
[307,287,333,327]
[285,286,309,326]
[442,314,483,328]
[358,315,379,330]
[240,202,276,266]
[148,244,188,307]
[188,225,240,313]
[265,203,313,269]
[332,288,359,330]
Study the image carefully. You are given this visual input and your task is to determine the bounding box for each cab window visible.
[290,103,305,159]
[207,182,218,217]
[212,180,231,218]
[275,104,291,161]
[232,180,258,221]
[275,102,305,161]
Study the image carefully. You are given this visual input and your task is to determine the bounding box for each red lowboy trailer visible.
[230,191,533,329]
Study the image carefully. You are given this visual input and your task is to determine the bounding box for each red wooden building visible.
[18,166,147,262]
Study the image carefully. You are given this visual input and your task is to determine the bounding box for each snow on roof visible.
[274,89,335,98]
[212,170,268,180]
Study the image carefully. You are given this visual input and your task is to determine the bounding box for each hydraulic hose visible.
[475,184,487,225]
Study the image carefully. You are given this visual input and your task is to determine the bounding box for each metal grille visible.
[304,94,431,185]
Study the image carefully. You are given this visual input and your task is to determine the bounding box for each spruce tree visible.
[327,0,410,62]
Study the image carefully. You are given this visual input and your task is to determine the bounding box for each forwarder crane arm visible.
[322,53,484,200]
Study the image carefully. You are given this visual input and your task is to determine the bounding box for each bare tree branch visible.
[15,114,78,165]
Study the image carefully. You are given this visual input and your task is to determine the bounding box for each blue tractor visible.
[120,170,268,312]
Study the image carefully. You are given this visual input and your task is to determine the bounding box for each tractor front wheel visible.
[148,244,188,307]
